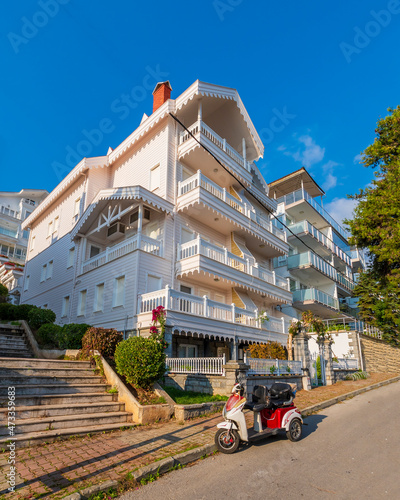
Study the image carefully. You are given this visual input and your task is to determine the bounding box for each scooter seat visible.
[244,401,269,412]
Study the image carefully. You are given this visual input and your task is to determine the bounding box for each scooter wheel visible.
[215,428,240,454]
[286,418,302,442]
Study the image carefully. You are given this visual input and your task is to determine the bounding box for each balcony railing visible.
[178,236,289,291]
[179,120,252,173]
[0,206,20,220]
[336,273,356,291]
[138,286,288,334]
[166,355,225,375]
[292,288,339,310]
[322,318,382,339]
[0,226,18,239]
[277,188,349,241]
[288,251,337,281]
[244,355,302,375]
[288,220,351,267]
[178,171,286,241]
[81,234,162,273]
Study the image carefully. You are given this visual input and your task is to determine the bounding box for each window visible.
[62,296,70,317]
[150,165,160,191]
[90,245,101,258]
[22,230,29,239]
[67,247,75,268]
[47,221,53,237]
[24,275,30,291]
[24,210,32,221]
[178,344,198,358]
[94,283,105,312]
[214,293,225,304]
[289,278,297,292]
[113,276,125,307]
[147,275,161,293]
[30,236,35,251]
[40,264,47,282]
[78,290,87,316]
[47,260,53,279]
[53,216,60,233]
[73,198,81,223]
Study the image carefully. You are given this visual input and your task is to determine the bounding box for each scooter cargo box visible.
[269,383,292,400]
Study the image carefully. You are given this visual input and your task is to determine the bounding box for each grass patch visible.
[162,386,228,404]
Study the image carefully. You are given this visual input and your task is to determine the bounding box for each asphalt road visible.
[121,381,400,500]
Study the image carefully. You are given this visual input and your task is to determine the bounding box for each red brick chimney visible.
[152,81,172,113]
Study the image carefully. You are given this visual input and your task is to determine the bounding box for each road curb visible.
[301,375,400,416]
[63,480,118,500]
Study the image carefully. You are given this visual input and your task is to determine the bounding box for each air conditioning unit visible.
[129,208,151,227]
[107,222,125,240]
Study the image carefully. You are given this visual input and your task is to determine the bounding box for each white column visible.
[137,203,143,249]
[197,99,202,122]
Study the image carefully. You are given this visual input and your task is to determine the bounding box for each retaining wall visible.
[360,334,400,373]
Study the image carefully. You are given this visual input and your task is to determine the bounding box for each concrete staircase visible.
[0,324,33,358]
[0,358,132,447]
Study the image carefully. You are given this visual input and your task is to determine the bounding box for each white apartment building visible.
[21,80,293,359]
[0,189,48,303]
[269,168,366,357]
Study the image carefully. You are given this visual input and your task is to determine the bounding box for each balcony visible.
[177,172,287,256]
[349,248,366,271]
[336,272,356,292]
[138,286,289,344]
[176,236,291,303]
[277,188,349,241]
[292,288,339,316]
[0,206,20,220]
[288,220,351,268]
[288,251,337,283]
[81,234,162,274]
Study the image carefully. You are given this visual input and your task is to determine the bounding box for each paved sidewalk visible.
[1,372,398,499]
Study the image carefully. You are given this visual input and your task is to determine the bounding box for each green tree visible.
[346,106,400,346]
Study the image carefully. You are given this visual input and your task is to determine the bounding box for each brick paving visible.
[1,373,398,499]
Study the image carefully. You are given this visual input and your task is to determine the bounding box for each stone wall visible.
[334,369,358,382]
[360,334,400,373]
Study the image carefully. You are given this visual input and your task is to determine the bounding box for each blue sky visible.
[1,0,399,224]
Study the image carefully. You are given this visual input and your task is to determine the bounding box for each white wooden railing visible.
[178,171,286,242]
[138,286,289,334]
[82,234,162,273]
[177,236,289,291]
[244,355,302,375]
[179,120,251,173]
[166,355,226,375]
[333,358,359,370]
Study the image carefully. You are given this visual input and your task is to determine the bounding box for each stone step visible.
[0,366,96,377]
[0,358,92,369]
[0,336,27,343]
[0,411,131,435]
[0,375,105,385]
[0,401,125,420]
[0,391,117,407]
[0,383,110,396]
[0,422,134,448]
[0,351,33,358]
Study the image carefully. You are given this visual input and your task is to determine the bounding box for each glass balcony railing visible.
[0,226,18,239]
[288,220,351,267]
[287,251,337,281]
[292,288,339,310]
[336,272,356,291]
[277,188,349,241]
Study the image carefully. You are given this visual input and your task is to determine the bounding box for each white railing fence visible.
[177,170,286,242]
[333,358,359,370]
[166,355,226,375]
[138,286,289,334]
[82,234,162,273]
[177,236,289,291]
[244,354,302,376]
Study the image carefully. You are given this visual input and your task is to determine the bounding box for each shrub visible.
[81,327,123,359]
[27,307,56,330]
[17,304,38,321]
[115,337,166,389]
[36,323,62,347]
[57,323,91,349]
[0,303,17,320]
